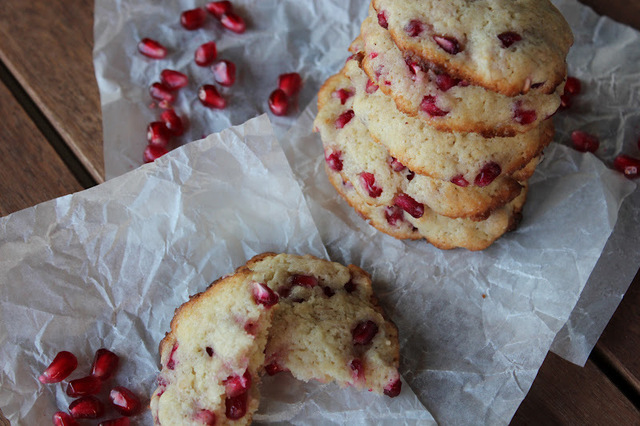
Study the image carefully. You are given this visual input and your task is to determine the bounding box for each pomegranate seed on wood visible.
[613,155,640,178]
[160,109,185,136]
[394,193,425,218]
[69,396,104,419]
[39,351,77,384]
[335,110,355,128]
[252,282,279,307]
[160,69,188,90]
[143,144,168,163]
[225,391,248,420]
[212,60,237,86]
[564,76,581,95]
[137,38,167,59]
[420,95,449,117]
[53,411,79,426]
[332,88,353,105]
[384,377,402,397]
[198,85,227,109]
[206,1,232,19]
[193,410,217,425]
[404,19,424,37]
[147,122,172,147]
[221,12,246,33]
[195,41,218,66]
[66,376,102,397]
[475,162,502,187]
[325,150,343,171]
[224,370,252,398]
[377,11,388,28]
[268,89,289,116]
[359,172,383,198]
[91,348,119,380]
[98,418,130,426]
[434,35,461,54]
[180,8,207,30]
[110,386,142,416]
[498,31,522,48]
[149,82,175,103]
[571,130,599,153]
[278,73,303,97]
[352,320,379,345]
[450,174,470,187]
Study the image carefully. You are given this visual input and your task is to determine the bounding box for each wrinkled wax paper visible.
[0,116,435,425]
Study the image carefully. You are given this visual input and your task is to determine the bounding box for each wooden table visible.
[0,0,638,424]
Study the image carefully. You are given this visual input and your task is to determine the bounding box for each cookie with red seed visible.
[150,253,401,425]
[345,58,553,185]
[371,0,573,96]
[355,14,563,137]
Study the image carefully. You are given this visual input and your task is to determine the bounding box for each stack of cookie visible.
[314,0,573,250]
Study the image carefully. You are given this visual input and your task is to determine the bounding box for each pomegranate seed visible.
[323,286,335,297]
[335,110,355,129]
[39,351,77,384]
[69,396,104,419]
[147,122,172,147]
[407,170,415,181]
[332,88,353,105]
[149,82,175,103]
[212,60,237,86]
[291,274,318,288]
[53,411,79,426]
[565,76,581,95]
[265,361,287,376]
[167,342,178,370]
[205,346,214,356]
[252,281,279,307]
[66,376,102,397]
[359,172,383,198]
[434,35,461,54]
[278,72,303,96]
[325,150,343,172]
[206,1,232,19]
[110,386,142,416]
[193,410,217,425]
[268,89,289,116]
[393,194,425,218]
[377,11,388,29]
[560,93,572,109]
[180,8,207,30]
[475,162,502,187]
[513,104,537,125]
[613,155,640,178]
[498,31,522,48]
[365,79,379,94]
[98,418,130,426]
[352,320,379,345]
[160,109,185,136]
[571,130,599,153]
[450,174,470,187]
[350,359,364,381]
[344,280,357,293]
[144,144,168,163]
[389,158,405,172]
[221,12,246,33]
[370,52,379,59]
[405,20,424,37]
[385,205,405,226]
[198,85,227,109]
[384,378,402,397]
[226,391,248,419]
[435,73,460,92]
[420,95,448,117]
[137,38,167,59]
[195,41,218,66]
[160,69,188,90]
[224,370,252,398]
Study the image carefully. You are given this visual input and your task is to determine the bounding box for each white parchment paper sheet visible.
[0,116,434,425]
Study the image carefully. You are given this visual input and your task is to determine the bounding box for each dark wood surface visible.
[0,0,638,424]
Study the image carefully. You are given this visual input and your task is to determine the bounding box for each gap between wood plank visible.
[0,59,97,190]
[591,345,640,411]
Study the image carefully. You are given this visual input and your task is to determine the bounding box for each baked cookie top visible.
[371,0,573,96]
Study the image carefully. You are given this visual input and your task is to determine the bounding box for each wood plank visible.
[511,353,639,425]
[0,80,83,217]
[0,0,104,183]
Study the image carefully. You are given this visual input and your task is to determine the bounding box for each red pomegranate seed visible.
[332,88,353,105]
[206,1,232,19]
[613,155,640,178]
[66,376,102,397]
[193,410,217,425]
[205,346,214,357]
[405,19,424,37]
[513,104,537,125]
[420,95,449,117]
[224,370,252,398]
[98,418,130,426]
[291,274,318,288]
[335,110,355,129]
[475,162,502,187]
[160,109,185,136]
[359,172,383,198]
[434,35,461,54]
[377,11,388,28]
[565,76,581,95]
[278,72,303,96]
[137,38,167,59]
[69,396,104,419]
[390,157,406,172]
[571,130,599,153]
[39,351,77,384]
[147,122,172,147]
[265,361,287,376]
[110,386,142,416]
[365,79,379,94]
[325,150,343,172]
[352,320,379,345]
[450,174,470,187]
[384,378,402,398]
[221,12,246,33]
[394,193,424,218]
[149,82,175,103]
[407,170,415,181]
[195,41,218,66]
[252,281,279,307]
[350,359,364,381]
[226,391,248,420]
[560,93,572,109]
[166,343,178,370]
[370,52,379,59]
[198,85,227,109]
[344,280,356,293]
[212,60,237,86]
[180,8,207,30]
[498,31,522,48]
[385,205,405,226]
[323,286,335,297]
[53,411,79,426]
[143,144,168,163]
[435,73,460,92]
[268,89,289,116]
[160,69,188,90]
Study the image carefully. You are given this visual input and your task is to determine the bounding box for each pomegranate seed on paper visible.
[91,348,119,380]
[198,85,227,109]
[53,411,79,426]
[195,41,218,66]
[383,377,402,397]
[160,69,188,90]
[180,8,207,30]
[278,72,303,96]
[110,386,142,416]
[613,155,640,178]
[221,12,246,33]
[66,375,102,397]
[39,351,77,384]
[98,418,130,426]
[147,122,172,147]
[206,1,232,19]
[564,76,581,95]
[268,89,289,116]
[143,144,169,163]
[160,109,185,136]
[149,82,175,103]
[137,38,167,59]
[571,130,599,153]
[212,60,237,86]
[69,395,104,419]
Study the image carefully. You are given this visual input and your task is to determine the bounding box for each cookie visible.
[354,14,563,137]
[371,0,573,96]
[345,58,553,184]
[150,253,401,425]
